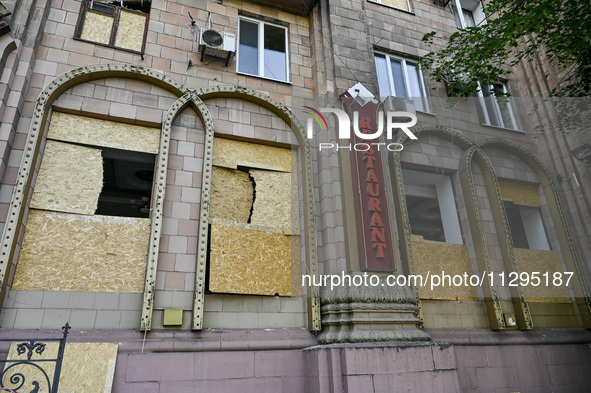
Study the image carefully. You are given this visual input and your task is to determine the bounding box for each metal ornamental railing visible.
[0,323,70,393]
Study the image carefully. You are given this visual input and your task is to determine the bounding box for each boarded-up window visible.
[75,0,150,53]
[208,138,301,296]
[499,181,550,250]
[14,113,159,293]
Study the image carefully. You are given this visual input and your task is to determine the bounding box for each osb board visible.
[212,137,293,172]
[30,140,103,215]
[210,166,253,224]
[498,181,541,207]
[250,169,299,235]
[412,240,478,300]
[514,248,571,303]
[209,223,293,296]
[380,0,410,11]
[114,9,146,52]
[80,11,113,45]
[13,210,150,293]
[48,112,160,154]
[4,342,117,393]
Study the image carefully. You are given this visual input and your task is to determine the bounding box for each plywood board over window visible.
[5,342,118,393]
[208,138,300,296]
[30,140,103,215]
[13,211,150,292]
[212,137,293,172]
[80,11,113,45]
[498,181,541,207]
[15,113,157,293]
[48,112,160,154]
[514,248,570,303]
[209,223,294,296]
[114,9,147,52]
[412,236,478,300]
[210,166,253,223]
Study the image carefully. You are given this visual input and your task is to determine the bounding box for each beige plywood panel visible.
[13,210,150,293]
[213,137,293,172]
[30,140,103,215]
[412,239,478,300]
[210,166,253,224]
[114,9,146,52]
[80,11,113,45]
[48,112,160,154]
[209,222,293,296]
[4,342,117,393]
[498,181,541,207]
[250,170,298,235]
[514,248,571,303]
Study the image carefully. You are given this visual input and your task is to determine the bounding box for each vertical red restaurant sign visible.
[341,93,396,272]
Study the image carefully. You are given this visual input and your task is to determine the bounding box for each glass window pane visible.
[390,59,407,98]
[405,62,425,112]
[463,9,476,27]
[375,55,391,98]
[504,201,530,249]
[238,20,259,76]
[263,24,287,81]
[406,194,445,242]
[494,83,516,129]
[482,84,502,127]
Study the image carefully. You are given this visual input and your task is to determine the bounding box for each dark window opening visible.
[95,147,155,218]
[405,194,445,242]
[503,201,530,249]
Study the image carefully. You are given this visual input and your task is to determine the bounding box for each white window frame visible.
[374,52,430,113]
[452,0,485,29]
[449,2,519,130]
[477,82,519,130]
[237,17,290,83]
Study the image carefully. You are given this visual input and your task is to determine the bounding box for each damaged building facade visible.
[0,0,590,391]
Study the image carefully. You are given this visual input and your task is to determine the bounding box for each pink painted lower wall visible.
[1,328,590,392]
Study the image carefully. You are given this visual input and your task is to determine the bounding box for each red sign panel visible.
[342,95,396,272]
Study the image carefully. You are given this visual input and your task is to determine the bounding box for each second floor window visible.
[75,0,150,53]
[452,0,485,29]
[375,53,428,112]
[238,18,289,82]
[479,82,518,130]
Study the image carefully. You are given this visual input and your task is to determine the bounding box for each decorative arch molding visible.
[460,145,531,330]
[392,126,533,329]
[478,138,591,328]
[0,65,320,332]
[191,85,320,331]
[0,64,187,314]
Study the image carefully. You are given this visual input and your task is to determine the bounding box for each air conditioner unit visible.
[382,96,416,115]
[198,27,235,66]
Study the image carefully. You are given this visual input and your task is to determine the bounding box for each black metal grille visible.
[0,323,70,393]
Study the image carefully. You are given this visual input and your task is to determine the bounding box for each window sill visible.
[367,0,415,15]
[480,123,525,133]
[236,71,292,85]
[416,110,436,117]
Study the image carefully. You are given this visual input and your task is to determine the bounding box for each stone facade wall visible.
[0,0,589,391]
